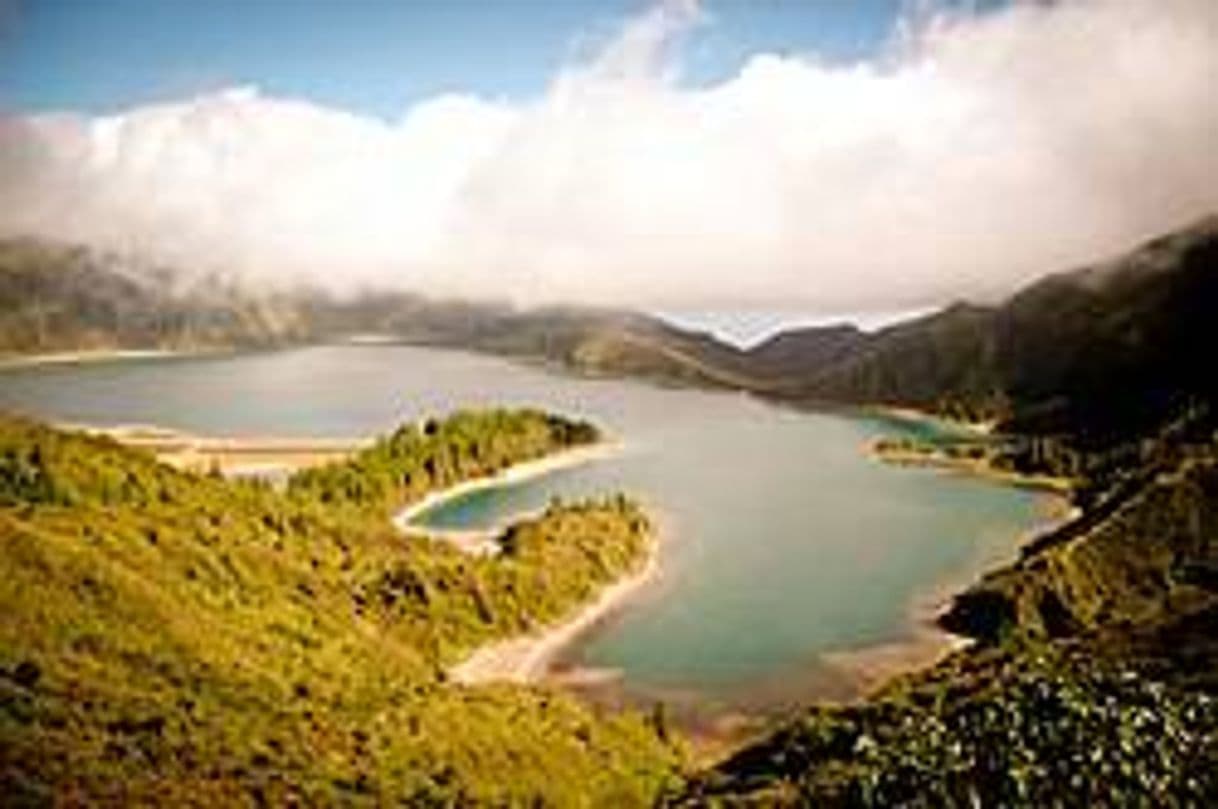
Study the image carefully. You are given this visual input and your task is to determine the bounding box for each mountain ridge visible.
[5,213,1216,445]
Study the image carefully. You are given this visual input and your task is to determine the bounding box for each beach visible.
[389,440,663,684]
[393,441,623,529]
[57,422,366,476]
[821,490,1079,696]
[449,530,661,684]
[378,437,665,683]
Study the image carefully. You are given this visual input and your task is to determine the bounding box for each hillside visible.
[0,239,314,354]
[752,215,1218,446]
[0,410,683,805]
[0,238,749,388]
[680,409,1218,805]
[4,215,1217,440]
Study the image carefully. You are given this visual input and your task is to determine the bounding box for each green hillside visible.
[0,410,681,805]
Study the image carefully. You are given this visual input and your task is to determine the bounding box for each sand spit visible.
[57,422,365,476]
[449,534,660,685]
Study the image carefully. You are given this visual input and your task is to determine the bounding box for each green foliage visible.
[685,646,1217,806]
[287,407,599,514]
[0,412,680,805]
[943,452,1218,645]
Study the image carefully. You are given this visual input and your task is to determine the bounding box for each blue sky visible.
[3,0,1208,343]
[1,0,1000,117]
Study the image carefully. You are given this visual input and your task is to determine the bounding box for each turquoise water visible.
[0,345,1046,703]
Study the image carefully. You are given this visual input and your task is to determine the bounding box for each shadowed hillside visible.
[752,215,1218,446]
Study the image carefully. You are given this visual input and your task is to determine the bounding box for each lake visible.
[0,345,1050,712]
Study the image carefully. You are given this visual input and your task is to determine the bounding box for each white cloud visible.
[1,0,1215,313]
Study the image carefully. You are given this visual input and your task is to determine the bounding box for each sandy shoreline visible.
[393,441,622,530]
[388,439,659,684]
[866,404,997,436]
[57,422,366,476]
[44,405,1074,706]
[870,443,1075,493]
[449,531,661,684]
[822,491,1078,696]
[0,348,198,370]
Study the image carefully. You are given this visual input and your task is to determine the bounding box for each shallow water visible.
[0,345,1047,704]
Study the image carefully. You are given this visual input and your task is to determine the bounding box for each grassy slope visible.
[0,411,682,806]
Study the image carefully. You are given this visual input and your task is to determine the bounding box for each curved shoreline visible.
[449,533,661,684]
[393,441,623,533]
[63,410,1067,703]
[387,438,659,684]
[821,492,1079,697]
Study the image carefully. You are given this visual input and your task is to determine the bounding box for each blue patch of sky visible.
[1,0,1007,118]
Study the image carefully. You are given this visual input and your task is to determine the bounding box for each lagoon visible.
[0,345,1049,709]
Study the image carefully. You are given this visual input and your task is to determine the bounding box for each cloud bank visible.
[1,0,1215,313]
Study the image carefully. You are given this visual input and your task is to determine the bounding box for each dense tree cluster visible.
[287,407,598,513]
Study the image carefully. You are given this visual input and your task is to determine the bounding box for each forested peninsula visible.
[0,409,677,805]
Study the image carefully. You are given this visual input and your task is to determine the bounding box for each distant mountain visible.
[750,214,1218,444]
[4,214,1217,447]
[0,239,312,353]
[342,299,756,388]
[744,322,869,379]
[0,237,755,387]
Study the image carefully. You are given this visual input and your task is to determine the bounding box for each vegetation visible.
[754,214,1218,451]
[287,407,598,514]
[0,411,681,805]
[0,239,313,354]
[870,433,1078,494]
[680,401,1218,805]
[681,638,1218,805]
[5,214,1218,805]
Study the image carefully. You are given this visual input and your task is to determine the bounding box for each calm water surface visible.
[0,346,1048,706]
